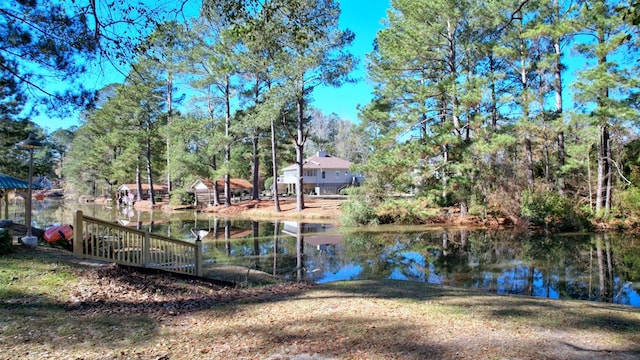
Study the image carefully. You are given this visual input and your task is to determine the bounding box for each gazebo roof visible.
[0,173,32,190]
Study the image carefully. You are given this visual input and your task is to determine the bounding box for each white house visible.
[277,151,362,195]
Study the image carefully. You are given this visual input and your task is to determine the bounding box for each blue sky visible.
[312,0,391,123]
[34,1,392,131]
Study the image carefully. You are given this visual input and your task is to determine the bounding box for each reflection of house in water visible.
[282,221,343,250]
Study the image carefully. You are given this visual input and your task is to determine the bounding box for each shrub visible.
[340,198,377,226]
[374,199,427,225]
[264,177,274,193]
[617,186,640,218]
[170,189,194,206]
[521,191,592,232]
[0,228,12,255]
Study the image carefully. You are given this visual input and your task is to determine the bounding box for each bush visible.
[170,189,194,206]
[375,199,428,225]
[521,191,592,232]
[617,186,640,218]
[0,228,13,255]
[264,177,274,193]
[340,198,377,226]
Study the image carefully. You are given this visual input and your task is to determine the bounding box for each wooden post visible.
[143,232,150,267]
[195,238,202,277]
[73,210,83,257]
[3,191,8,219]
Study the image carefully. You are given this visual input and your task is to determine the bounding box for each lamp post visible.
[18,133,43,246]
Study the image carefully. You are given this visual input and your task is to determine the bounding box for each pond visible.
[5,198,640,307]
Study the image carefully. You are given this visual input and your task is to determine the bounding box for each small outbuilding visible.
[190,178,253,205]
[116,183,168,204]
[0,173,34,219]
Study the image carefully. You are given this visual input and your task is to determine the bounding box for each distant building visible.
[116,183,168,203]
[190,178,253,205]
[277,151,363,195]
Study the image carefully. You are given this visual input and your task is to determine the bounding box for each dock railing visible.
[72,210,202,276]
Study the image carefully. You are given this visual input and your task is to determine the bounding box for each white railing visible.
[72,210,202,276]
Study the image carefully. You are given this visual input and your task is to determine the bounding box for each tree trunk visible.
[224,76,231,207]
[271,118,281,212]
[135,161,142,202]
[525,134,534,191]
[252,130,260,200]
[459,200,467,219]
[251,81,261,201]
[295,93,305,211]
[211,155,220,206]
[553,0,565,194]
[544,130,550,184]
[596,125,609,214]
[519,15,534,192]
[146,133,156,205]
[166,74,173,195]
[441,144,448,201]
[595,25,611,216]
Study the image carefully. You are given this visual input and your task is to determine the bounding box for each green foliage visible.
[520,191,592,232]
[616,186,640,218]
[264,177,274,193]
[0,228,12,255]
[170,189,194,206]
[340,189,378,226]
[1,1,98,114]
[374,199,430,225]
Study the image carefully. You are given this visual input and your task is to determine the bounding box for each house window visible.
[321,171,326,179]
[304,170,316,177]
[335,171,340,178]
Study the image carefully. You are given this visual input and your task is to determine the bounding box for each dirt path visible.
[201,197,344,222]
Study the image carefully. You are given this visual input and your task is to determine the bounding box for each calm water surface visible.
[6,198,640,307]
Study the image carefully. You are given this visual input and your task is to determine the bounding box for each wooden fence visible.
[72,210,202,276]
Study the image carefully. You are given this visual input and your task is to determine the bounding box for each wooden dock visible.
[73,210,202,277]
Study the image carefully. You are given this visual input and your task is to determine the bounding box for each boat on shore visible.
[43,225,73,243]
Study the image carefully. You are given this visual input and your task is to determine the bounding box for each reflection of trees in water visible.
[339,229,639,305]
[615,234,640,304]
[341,231,434,281]
[520,234,591,301]
[138,215,640,305]
[590,233,636,304]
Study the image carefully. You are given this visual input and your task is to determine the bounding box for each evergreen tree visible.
[276,0,356,211]
[573,0,640,216]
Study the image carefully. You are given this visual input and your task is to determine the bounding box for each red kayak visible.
[44,225,73,243]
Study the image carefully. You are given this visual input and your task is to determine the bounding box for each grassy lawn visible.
[1,246,639,359]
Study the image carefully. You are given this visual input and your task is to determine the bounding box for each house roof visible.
[191,178,253,190]
[283,152,352,171]
[117,184,168,192]
[0,173,36,190]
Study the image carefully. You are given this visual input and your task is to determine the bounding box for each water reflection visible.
[5,199,640,307]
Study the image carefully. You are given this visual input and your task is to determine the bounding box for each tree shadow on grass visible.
[319,279,640,338]
[0,299,157,354]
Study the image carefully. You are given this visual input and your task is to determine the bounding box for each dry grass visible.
[1,246,639,360]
